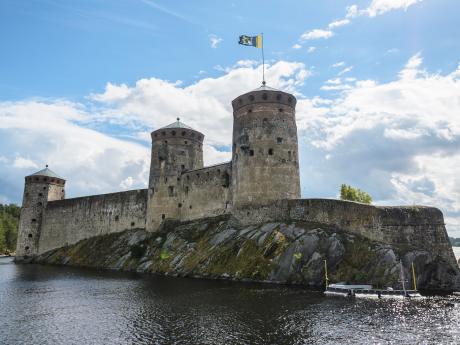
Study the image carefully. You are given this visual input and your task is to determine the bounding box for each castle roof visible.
[251,84,281,92]
[161,118,195,130]
[28,166,64,180]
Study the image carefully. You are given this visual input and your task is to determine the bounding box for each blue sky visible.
[1,0,460,236]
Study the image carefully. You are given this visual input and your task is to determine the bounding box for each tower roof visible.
[27,165,64,180]
[251,84,281,92]
[161,118,195,130]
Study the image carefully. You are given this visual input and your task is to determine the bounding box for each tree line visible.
[0,204,20,254]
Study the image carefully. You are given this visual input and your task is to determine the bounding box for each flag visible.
[238,34,262,48]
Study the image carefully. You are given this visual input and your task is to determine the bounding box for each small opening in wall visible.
[181,164,185,171]
[247,212,250,216]
[182,131,186,136]
[165,177,168,182]
[288,151,292,160]
[184,140,188,144]
[34,177,39,181]
[162,131,166,136]
[196,173,200,178]
[279,108,283,113]
[268,148,274,155]
[189,205,192,209]
[288,97,292,103]
[277,137,283,143]
[177,177,181,182]
[186,175,190,181]
[37,202,42,207]
[162,214,166,220]
[249,149,254,156]
[248,109,252,113]
[185,186,189,195]
[131,222,135,227]
[31,219,37,223]
[154,133,157,137]
[38,193,43,197]
[43,187,47,190]
[276,94,282,101]
[191,133,195,137]
[249,95,255,101]
[115,215,119,221]
[262,93,268,100]
[164,140,168,144]
[25,246,30,251]
[168,186,174,197]
[172,131,176,136]
[28,234,33,238]
[178,203,182,208]
[239,98,243,104]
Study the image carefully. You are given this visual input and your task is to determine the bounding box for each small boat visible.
[323,260,423,299]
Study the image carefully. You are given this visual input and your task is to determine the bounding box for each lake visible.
[1,257,459,344]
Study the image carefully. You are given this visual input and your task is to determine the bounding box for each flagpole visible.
[261,33,265,85]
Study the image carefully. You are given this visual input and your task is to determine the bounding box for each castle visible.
[15,85,302,260]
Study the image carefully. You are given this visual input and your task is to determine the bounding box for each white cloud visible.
[346,4,359,18]
[337,66,354,76]
[328,19,350,29]
[209,34,223,49]
[13,156,38,169]
[307,46,316,53]
[300,29,334,41]
[292,44,302,49]
[332,61,346,68]
[120,176,134,189]
[365,0,423,17]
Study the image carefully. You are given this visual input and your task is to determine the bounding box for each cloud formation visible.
[209,34,223,48]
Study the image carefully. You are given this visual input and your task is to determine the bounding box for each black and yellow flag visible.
[238,34,262,48]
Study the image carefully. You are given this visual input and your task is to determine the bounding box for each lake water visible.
[1,257,459,345]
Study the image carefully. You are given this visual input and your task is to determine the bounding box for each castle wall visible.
[179,162,232,221]
[232,198,457,267]
[38,189,148,254]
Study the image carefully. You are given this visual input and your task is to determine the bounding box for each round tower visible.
[231,84,300,208]
[147,118,204,231]
[149,118,204,188]
[15,166,66,261]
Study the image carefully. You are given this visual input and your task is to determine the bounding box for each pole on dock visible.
[324,260,329,289]
[411,262,417,291]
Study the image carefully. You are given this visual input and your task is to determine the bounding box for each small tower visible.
[231,85,301,208]
[15,166,65,261]
[146,118,204,231]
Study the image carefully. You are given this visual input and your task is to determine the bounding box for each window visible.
[276,94,282,101]
[168,186,174,197]
[279,108,283,112]
[288,151,292,160]
[162,214,166,219]
[165,177,168,182]
[38,193,43,197]
[177,177,181,181]
[268,148,274,155]
[189,205,192,209]
[249,149,254,156]
[25,246,30,251]
[172,131,176,136]
[178,203,182,208]
[31,219,37,223]
[164,140,168,144]
[184,140,188,144]
[249,95,255,101]
[131,222,135,227]
[277,137,283,143]
[182,131,186,136]
[28,234,33,238]
[43,187,47,190]
[185,186,189,195]
[37,202,42,207]
[115,215,119,221]
[248,109,252,113]
[288,97,292,103]
[262,93,268,100]
[162,131,166,136]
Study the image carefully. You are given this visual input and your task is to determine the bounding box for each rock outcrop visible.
[34,215,460,292]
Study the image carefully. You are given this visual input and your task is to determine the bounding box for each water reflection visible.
[1,257,459,345]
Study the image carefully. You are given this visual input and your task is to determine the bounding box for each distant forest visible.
[450,237,460,247]
[0,204,20,254]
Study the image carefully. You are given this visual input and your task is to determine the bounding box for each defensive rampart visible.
[232,198,457,266]
[38,189,148,254]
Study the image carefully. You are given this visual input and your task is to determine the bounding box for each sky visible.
[1,0,460,237]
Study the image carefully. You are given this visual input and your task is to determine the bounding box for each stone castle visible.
[15,85,303,259]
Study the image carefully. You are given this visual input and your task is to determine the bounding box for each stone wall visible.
[179,162,232,221]
[232,198,457,266]
[38,189,148,254]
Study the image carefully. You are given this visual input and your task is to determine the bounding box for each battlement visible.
[231,85,297,113]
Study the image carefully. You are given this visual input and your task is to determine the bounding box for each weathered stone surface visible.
[33,216,460,292]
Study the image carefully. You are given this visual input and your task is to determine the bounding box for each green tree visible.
[0,204,20,254]
[340,184,372,204]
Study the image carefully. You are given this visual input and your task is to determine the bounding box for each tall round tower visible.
[147,118,204,231]
[231,85,300,208]
[15,166,66,260]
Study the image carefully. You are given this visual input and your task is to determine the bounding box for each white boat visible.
[323,260,423,299]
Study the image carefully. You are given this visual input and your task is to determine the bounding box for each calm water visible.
[1,257,459,345]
